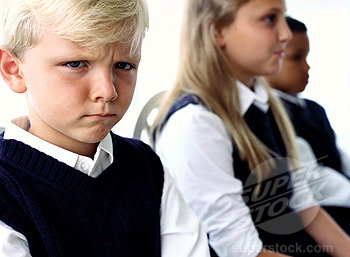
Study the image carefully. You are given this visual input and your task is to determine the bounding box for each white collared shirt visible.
[156,80,318,257]
[4,116,113,177]
[237,80,269,114]
[272,89,306,108]
[0,117,210,257]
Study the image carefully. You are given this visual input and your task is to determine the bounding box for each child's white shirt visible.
[156,81,319,257]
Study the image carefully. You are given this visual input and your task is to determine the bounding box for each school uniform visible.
[156,81,325,257]
[273,89,350,178]
[273,89,350,233]
[0,117,210,257]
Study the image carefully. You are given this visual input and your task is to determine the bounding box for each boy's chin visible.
[290,85,307,94]
[81,134,110,144]
[74,130,111,144]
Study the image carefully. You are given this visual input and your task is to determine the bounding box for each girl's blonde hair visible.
[153,0,298,190]
[0,0,149,59]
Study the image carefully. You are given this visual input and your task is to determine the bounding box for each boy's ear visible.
[0,48,27,93]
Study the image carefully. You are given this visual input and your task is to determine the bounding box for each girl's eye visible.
[264,14,276,23]
[115,62,133,70]
[65,61,85,68]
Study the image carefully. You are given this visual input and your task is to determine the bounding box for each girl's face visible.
[216,0,292,87]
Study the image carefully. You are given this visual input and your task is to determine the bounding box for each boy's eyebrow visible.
[128,54,142,64]
[120,48,142,63]
[48,49,142,63]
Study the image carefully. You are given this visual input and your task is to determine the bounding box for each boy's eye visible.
[65,61,85,68]
[292,55,302,61]
[115,62,133,70]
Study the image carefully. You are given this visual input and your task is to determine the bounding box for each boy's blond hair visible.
[0,0,149,59]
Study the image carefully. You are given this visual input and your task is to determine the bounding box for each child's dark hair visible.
[286,16,307,33]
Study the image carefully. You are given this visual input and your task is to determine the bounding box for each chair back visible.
[133,91,167,147]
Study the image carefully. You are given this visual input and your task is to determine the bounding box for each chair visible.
[133,90,167,147]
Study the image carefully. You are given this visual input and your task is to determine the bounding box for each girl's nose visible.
[279,19,293,43]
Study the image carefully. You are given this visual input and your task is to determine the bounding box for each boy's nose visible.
[304,60,310,72]
[91,72,118,102]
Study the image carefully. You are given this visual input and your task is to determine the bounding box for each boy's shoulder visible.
[111,133,164,196]
[111,132,157,155]
[302,98,327,114]
[110,132,162,167]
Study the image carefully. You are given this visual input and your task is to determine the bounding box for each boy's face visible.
[14,26,141,156]
[267,31,310,94]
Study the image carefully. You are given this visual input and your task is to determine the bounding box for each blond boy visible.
[0,0,209,256]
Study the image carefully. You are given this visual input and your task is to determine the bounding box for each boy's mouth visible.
[84,113,116,120]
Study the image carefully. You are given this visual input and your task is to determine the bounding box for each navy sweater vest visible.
[159,94,327,256]
[159,94,297,225]
[281,98,343,174]
[0,132,163,257]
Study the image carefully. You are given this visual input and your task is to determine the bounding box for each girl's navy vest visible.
[157,94,326,257]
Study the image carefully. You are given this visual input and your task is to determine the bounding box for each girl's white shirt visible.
[156,80,319,257]
[0,117,210,257]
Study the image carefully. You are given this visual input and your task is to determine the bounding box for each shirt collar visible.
[272,89,306,108]
[237,80,269,115]
[4,116,114,177]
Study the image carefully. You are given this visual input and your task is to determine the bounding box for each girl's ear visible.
[0,48,27,93]
[215,26,227,48]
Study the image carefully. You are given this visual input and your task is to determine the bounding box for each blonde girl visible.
[153,0,350,256]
